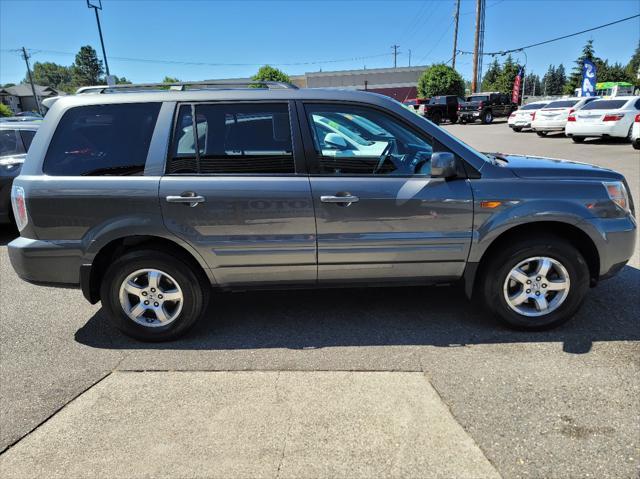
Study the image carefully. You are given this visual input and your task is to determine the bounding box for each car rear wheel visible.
[101,249,209,341]
[481,111,493,124]
[572,136,585,143]
[512,126,522,132]
[431,112,442,124]
[481,236,589,330]
[536,131,548,137]
[450,115,458,124]
[633,139,640,150]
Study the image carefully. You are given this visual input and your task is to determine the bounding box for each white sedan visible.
[632,112,640,150]
[508,101,549,132]
[565,96,640,143]
[531,97,599,137]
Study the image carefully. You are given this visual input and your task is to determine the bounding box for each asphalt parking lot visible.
[1,121,638,478]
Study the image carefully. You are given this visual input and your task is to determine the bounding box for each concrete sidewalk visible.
[0,371,499,479]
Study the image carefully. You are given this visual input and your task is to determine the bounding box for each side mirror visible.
[431,152,458,179]
[324,132,349,150]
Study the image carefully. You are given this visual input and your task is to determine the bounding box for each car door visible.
[159,101,317,286]
[298,102,474,282]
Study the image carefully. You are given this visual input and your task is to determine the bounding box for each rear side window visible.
[0,129,25,156]
[19,130,36,151]
[167,103,294,174]
[44,103,160,176]
[580,100,627,110]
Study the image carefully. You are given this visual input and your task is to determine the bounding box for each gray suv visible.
[8,81,637,341]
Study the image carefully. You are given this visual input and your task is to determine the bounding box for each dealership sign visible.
[512,67,523,104]
[581,60,597,97]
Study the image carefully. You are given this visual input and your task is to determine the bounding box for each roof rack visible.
[75,80,299,94]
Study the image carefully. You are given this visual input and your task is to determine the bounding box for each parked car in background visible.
[458,92,516,124]
[0,121,39,226]
[508,101,549,132]
[8,82,636,341]
[631,112,640,150]
[565,97,640,143]
[15,111,42,118]
[418,95,462,124]
[0,116,43,123]
[531,97,598,137]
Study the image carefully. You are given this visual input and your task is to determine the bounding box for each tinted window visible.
[44,103,160,176]
[520,103,547,110]
[544,100,578,108]
[306,104,434,176]
[581,100,627,110]
[467,95,489,102]
[168,103,294,174]
[0,130,24,156]
[19,130,36,151]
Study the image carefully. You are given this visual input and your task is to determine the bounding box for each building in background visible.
[210,65,427,101]
[0,84,63,114]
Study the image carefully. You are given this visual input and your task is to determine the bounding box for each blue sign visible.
[581,60,597,97]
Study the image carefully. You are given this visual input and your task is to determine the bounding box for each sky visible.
[1,0,639,86]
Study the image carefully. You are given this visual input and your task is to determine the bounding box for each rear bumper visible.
[531,120,566,131]
[565,121,630,138]
[8,236,83,286]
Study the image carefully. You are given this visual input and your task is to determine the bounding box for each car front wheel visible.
[101,249,209,341]
[481,111,493,124]
[572,136,585,143]
[482,236,589,330]
[536,131,548,137]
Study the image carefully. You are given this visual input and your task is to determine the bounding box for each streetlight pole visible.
[86,0,110,78]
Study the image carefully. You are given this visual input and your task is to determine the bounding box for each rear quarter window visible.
[43,103,161,176]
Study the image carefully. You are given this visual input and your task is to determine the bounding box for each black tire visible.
[100,249,209,341]
[633,139,640,150]
[536,131,548,137]
[450,115,458,124]
[481,110,493,124]
[431,112,442,124]
[481,236,589,330]
[512,126,522,132]
[572,136,585,143]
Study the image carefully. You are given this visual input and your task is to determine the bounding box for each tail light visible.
[531,112,536,121]
[568,109,575,114]
[603,113,624,122]
[634,113,640,122]
[509,112,516,118]
[567,114,576,122]
[477,101,484,110]
[457,104,461,111]
[11,185,28,231]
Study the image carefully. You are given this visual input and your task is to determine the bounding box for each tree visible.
[27,62,73,91]
[251,65,291,85]
[162,76,180,83]
[493,54,520,94]
[2,83,16,88]
[71,45,104,87]
[564,39,597,94]
[0,103,13,117]
[523,73,541,96]
[417,64,465,98]
[553,64,567,94]
[113,76,131,85]
[481,58,501,91]
[626,41,640,85]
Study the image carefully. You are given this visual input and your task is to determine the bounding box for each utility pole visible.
[86,1,110,79]
[21,47,41,115]
[391,44,400,68]
[471,0,485,93]
[452,0,460,69]
[408,49,412,67]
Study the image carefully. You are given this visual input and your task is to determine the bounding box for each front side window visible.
[0,130,24,156]
[305,104,434,176]
[167,103,294,174]
[43,103,160,176]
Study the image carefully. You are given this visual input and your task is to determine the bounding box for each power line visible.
[0,48,395,68]
[457,14,640,56]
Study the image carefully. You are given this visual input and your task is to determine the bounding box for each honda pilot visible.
[8,81,637,341]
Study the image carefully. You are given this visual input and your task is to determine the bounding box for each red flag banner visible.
[512,67,523,104]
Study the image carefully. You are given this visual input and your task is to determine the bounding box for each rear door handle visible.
[320,195,359,204]
[165,193,206,207]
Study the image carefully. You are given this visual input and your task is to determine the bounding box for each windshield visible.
[520,103,548,110]
[467,95,488,102]
[544,100,578,109]
[580,99,627,110]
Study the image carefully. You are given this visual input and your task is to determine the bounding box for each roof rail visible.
[75,80,299,94]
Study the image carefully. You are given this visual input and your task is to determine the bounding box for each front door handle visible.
[320,194,359,205]
[165,193,206,207]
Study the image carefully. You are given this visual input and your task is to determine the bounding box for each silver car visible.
[7,81,637,341]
